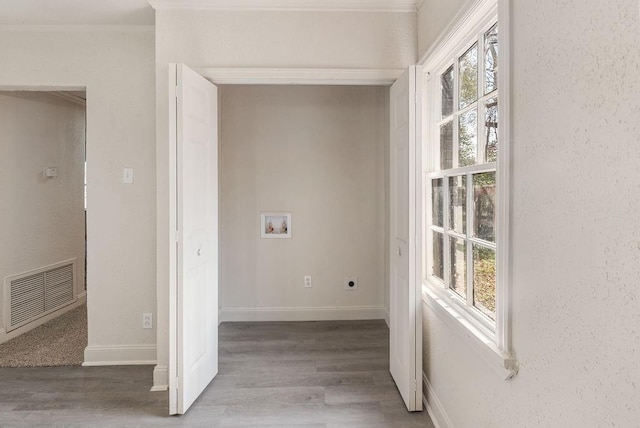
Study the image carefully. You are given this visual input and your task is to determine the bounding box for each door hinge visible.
[412,379,418,392]
[175,231,180,243]
[175,377,179,389]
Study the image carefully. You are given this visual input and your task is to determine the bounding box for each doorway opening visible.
[0,89,88,367]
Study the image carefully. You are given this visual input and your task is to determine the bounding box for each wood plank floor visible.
[0,320,434,427]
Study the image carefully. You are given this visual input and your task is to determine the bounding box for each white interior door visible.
[169,63,219,415]
[389,66,422,412]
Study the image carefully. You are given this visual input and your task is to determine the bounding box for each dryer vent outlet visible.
[345,277,358,291]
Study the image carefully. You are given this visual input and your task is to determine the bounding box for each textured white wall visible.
[0,92,85,338]
[0,29,156,359]
[421,0,640,426]
[155,8,415,385]
[218,85,387,316]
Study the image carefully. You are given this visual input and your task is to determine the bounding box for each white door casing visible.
[389,66,423,412]
[169,63,219,415]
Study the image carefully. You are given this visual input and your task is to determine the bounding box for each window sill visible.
[422,285,518,380]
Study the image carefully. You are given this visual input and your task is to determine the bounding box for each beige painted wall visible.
[0,92,85,339]
[154,9,415,385]
[420,0,640,426]
[417,0,469,59]
[0,29,156,362]
[218,85,388,318]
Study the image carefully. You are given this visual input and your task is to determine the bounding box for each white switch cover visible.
[123,168,134,184]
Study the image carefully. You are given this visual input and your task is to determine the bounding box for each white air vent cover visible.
[5,259,76,332]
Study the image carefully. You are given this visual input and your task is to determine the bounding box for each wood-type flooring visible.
[0,320,434,427]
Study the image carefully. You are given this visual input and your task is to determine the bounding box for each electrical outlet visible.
[304,275,312,288]
[143,312,153,329]
[345,277,358,291]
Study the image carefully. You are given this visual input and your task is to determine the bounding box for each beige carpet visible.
[0,304,87,367]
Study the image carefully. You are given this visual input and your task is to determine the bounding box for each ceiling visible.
[0,0,155,26]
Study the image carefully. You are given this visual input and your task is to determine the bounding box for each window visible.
[422,0,514,375]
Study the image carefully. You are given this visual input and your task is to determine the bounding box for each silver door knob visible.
[197,248,202,256]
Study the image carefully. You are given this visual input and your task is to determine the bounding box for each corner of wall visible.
[423,372,453,428]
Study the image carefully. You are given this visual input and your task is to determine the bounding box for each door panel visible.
[170,63,219,415]
[389,66,422,412]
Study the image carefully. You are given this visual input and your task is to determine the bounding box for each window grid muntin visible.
[427,23,499,330]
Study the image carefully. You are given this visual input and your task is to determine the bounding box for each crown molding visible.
[194,67,403,85]
[147,0,417,13]
[0,25,154,33]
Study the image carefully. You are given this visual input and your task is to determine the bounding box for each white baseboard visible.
[423,372,453,428]
[221,306,386,322]
[151,364,168,391]
[0,292,87,345]
[83,344,156,366]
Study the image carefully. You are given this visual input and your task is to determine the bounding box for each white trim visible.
[151,365,169,391]
[419,0,516,378]
[414,65,425,412]
[148,0,417,13]
[0,292,86,345]
[0,25,154,33]
[221,306,386,322]
[82,344,157,366]
[195,67,403,86]
[423,288,516,379]
[496,0,512,356]
[384,307,390,328]
[422,372,453,428]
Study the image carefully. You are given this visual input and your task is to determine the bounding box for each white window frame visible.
[419,0,517,379]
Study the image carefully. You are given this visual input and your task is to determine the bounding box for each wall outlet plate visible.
[304,275,312,288]
[143,312,153,329]
[345,277,358,290]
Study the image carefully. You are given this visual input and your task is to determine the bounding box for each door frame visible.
[155,67,424,401]
[0,84,89,354]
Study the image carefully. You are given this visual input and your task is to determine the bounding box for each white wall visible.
[0,92,85,340]
[420,0,640,426]
[417,0,470,59]
[0,29,157,364]
[219,85,388,320]
[154,8,415,387]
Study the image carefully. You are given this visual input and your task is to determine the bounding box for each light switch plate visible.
[123,168,134,184]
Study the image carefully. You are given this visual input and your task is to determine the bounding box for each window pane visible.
[473,172,496,242]
[484,98,498,163]
[432,232,444,280]
[448,175,466,235]
[449,237,466,299]
[441,66,454,117]
[440,121,453,170]
[485,25,498,94]
[459,109,477,167]
[459,43,478,109]
[432,179,444,227]
[473,245,495,320]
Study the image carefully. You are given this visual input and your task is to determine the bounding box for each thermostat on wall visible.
[43,167,58,178]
